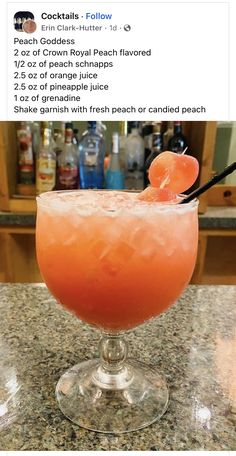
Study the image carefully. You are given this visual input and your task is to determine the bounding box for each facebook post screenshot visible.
[0,0,236,453]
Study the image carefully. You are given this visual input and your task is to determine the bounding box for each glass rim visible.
[36,190,199,211]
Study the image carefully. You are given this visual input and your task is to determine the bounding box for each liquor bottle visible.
[124,122,145,190]
[32,122,40,158]
[16,121,35,186]
[141,122,153,157]
[56,123,79,190]
[36,122,56,195]
[96,121,107,138]
[167,121,187,153]
[72,128,79,146]
[79,121,105,189]
[163,121,174,150]
[127,121,137,135]
[144,122,163,186]
[72,128,80,164]
[15,17,22,32]
[119,121,127,172]
[53,126,64,158]
[105,133,125,190]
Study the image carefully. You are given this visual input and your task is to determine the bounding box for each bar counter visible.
[1,206,236,228]
[0,284,236,450]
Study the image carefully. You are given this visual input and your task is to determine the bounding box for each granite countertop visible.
[199,206,236,229]
[0,206,236,229]
[0,211,36,227]
[0,284,236,450]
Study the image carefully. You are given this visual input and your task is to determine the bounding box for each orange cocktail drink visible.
[36,190,198,331]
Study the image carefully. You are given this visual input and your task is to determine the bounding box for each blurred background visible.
[0,120,235,284]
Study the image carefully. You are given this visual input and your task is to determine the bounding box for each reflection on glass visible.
[192,398,211,430]
[215,331,236,412]
[0,338,21,429]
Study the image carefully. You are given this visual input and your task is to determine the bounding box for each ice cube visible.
[90,240,109,259]
[100,242,135,276]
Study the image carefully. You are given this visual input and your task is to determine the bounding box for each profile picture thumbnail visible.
[14,11,37,34]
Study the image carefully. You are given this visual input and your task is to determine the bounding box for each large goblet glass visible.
[36,190,198,433]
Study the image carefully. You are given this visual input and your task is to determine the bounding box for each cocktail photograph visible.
[0,120,235,450]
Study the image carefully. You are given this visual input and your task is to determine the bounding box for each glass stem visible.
[92,333,133,390]
[100,333,128,373]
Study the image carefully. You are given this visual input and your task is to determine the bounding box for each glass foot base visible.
[56,359,169,433]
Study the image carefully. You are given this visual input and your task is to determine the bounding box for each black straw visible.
[180,162,236,204]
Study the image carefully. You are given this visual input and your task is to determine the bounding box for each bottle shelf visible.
[0,121,217,214]
[8,197,36,213]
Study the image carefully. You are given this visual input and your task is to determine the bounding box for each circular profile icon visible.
[22,19,37,34]
[14,11,35,32]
